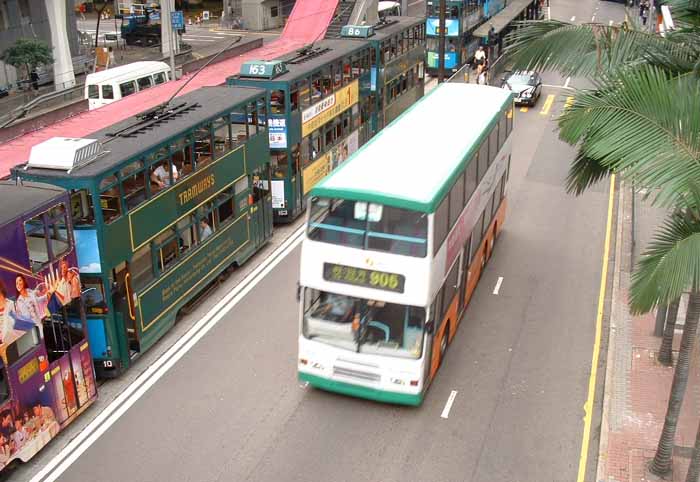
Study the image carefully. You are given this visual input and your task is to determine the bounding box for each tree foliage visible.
[0,38,53,79]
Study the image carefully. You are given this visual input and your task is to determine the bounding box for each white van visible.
[84,61,171,110]
[378,1,401,19]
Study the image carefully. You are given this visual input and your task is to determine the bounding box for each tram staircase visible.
[324,1,357,38]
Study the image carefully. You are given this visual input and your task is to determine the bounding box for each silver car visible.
[501,71,543,106]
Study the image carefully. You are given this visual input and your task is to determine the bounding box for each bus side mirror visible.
[426,321,435,334]
[296,283,301,302]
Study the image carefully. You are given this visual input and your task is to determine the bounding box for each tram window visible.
[24,214,49,272]
[137,76,152,91]
[121,161,148,209]
[451,6,459,17]
[489,128,499,166]
[176,216,197,255]
[299,79,311,109]
[0,369,9,406]
[119,80,136,98]
[213,116,232,159]
[131,244,154,290]
[6,327,40,366]
[271,150,288,179]
[101,84,114,99]
[247,102,259,134]
[311,72,322,100]
[478,141,488,181]
[47,204,70,258]
[332,62,342,89]
[70,190,95,225]
[170,137,194,178]
[351,55,360,78]
[433,196,449,255]
[464,155,478,203]
[290,85,299,111]
[325,125,334,147]
[320,66,332,94]
[311,131,321,160]
[257,99,267,129]
[195,125,213,166]
[335,117,342,139]
[216,191,235,226]
[449,172,465,227]
[80,276,107,314]
[100,184,121,224]
[270,90,285,114]
[156,227,179,271]
[230,110,248,145]
[342,59,352,84]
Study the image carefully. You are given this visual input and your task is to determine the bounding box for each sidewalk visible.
[598,184,700,482]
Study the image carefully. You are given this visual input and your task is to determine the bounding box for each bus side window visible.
[87,85,99,99]
[119,80,136,98]
[102,84,114,100]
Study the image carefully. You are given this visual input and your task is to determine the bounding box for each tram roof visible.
[0,181,66,225]
[312,83,513,213]
[14,86,266,180]
[369,16,426,38]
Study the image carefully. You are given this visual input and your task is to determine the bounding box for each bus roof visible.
[85,61,170,84]
[0,181,65,226]
[15,86,265,180]
[311,83,513,213]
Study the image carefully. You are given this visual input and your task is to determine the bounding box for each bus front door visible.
[112,262,139,356]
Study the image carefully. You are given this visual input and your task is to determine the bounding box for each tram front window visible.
[303,289,425,359]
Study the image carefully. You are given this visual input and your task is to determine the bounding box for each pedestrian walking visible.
[30,69,39,91]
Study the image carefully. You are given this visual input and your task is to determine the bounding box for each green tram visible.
[229,39,375,224]
[341,16,426,129]
[228,19,426,224]
[13,86,273,377]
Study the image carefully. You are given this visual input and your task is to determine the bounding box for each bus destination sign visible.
[323,262,405,293]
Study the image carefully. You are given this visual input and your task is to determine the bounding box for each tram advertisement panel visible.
[302,80,359,137]
[426,18,459,36]
[302,130,360,194]
[0,212,96,470]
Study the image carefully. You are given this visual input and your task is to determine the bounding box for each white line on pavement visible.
[441,390,459,419]
[570,15,576,21]
[609,19,613,26]
[30,226,307,482]
[591,14,596,21]
[182,34,225,39]
[493,277,504,295]
[564,76,571,89]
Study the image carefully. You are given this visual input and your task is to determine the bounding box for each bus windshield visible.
[302,288,425,359]
[307,197,428,257]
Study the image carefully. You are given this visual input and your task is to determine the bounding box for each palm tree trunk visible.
[685,415,700,482]
[651,290,700,476]
[659,298,681,366]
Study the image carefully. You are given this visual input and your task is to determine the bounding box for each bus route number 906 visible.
[323,262,405,293]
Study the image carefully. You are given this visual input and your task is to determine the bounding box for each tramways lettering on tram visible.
[177,174,216,206]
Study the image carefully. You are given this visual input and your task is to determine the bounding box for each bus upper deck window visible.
[101,84,114,99]
[87,85,99,99]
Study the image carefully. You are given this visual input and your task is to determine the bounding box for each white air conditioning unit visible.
[27,137,104,171]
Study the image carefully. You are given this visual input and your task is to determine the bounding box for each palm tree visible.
[658,297,680,365]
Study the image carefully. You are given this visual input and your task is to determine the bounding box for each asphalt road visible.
[8,1,628,481]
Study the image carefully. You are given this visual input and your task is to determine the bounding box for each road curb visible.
[596,179,626,482]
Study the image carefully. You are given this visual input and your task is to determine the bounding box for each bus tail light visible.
[410,380,419,387]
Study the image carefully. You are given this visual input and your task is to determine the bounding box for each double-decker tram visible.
[0,181,97,471]
[229,39,383,224]
[13,87,272,377]
[340,16,426,129]
[297,84,513,405]
[425,0,488,76]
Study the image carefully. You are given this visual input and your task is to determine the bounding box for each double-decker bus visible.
[0,181,97,471]
[339,16,426,129]
[228,39,376,224]
[425,0,490,76]
[297,84,513,405]
[13,86,272,377]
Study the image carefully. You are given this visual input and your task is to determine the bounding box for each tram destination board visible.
[323,262,405,293]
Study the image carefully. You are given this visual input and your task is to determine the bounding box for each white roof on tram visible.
[312,83,513,213]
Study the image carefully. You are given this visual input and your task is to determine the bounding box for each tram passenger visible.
[151,163,179,189]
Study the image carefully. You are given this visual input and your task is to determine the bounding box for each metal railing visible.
[0,84,85,129]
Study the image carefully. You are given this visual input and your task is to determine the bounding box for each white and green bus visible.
[297,83,514,405]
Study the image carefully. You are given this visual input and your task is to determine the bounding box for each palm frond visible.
[503,20,698,77]
[665,0,700,28]
[556,66,700,207]
[630,210,700,313]
[564,151,612,195]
